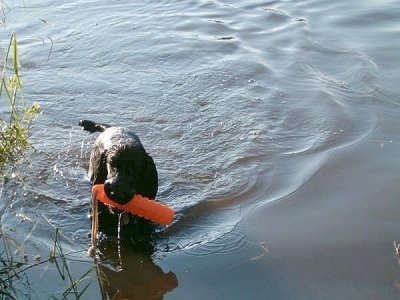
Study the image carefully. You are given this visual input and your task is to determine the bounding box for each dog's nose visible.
[104,179,133,204]
[104,181,115,198]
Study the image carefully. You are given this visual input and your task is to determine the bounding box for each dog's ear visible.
[88,149,108,184]
[137,154,158,199]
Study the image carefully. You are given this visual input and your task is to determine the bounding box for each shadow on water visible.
[93,238,177,299]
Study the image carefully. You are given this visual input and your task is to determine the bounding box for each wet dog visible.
[79,120,158,241]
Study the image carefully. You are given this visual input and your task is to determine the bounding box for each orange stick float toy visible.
[92,184,174,225]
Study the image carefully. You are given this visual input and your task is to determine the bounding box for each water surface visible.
[0,0,399,298]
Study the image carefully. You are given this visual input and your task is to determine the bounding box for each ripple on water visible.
[181,230,248,256]
[0,0,381,258]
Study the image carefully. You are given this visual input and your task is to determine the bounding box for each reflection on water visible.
[96,241,178,299]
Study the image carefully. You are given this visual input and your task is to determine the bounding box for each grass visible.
[49,229,93,299]
[0,32,94,299]
[0,230,28,299]
[0,228,94,299]
[0,31,40,172]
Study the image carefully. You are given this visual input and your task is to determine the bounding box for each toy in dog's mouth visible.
[92,184,174,225]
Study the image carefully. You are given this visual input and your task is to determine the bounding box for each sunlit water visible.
[0,0,398,298]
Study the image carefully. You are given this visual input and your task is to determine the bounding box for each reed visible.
[1,228,94,299]
[0,33,93,298]
[49,229,94,299]
[0,230,28,299]
[0,31,40,172]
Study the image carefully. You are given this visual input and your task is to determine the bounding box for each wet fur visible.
[80,120,158,241]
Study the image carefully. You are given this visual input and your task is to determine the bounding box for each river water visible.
[0,0,399,299]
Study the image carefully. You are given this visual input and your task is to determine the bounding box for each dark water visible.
[1,0,399,298]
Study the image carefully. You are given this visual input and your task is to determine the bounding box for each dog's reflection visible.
[95,240,178,299]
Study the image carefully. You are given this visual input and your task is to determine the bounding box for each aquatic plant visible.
[48,229,94,299]
[0,230,29,299]
[0,228,94,299]
[0,32,93,299]
[0,31,40,172]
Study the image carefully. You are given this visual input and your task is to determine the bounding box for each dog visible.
[79,120,158,242]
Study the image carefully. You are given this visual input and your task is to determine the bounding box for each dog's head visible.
[88,127,158,205]
[103,144,141,204]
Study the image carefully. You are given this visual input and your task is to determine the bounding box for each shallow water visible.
[1,0,399,298]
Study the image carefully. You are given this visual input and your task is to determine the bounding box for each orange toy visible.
[92,184,174,225]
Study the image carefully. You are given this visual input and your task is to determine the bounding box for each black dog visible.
[79,120,158,241]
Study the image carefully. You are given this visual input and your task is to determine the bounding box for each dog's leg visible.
[79,120,111,133]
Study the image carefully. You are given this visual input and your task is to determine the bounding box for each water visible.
[1,0,399,298]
